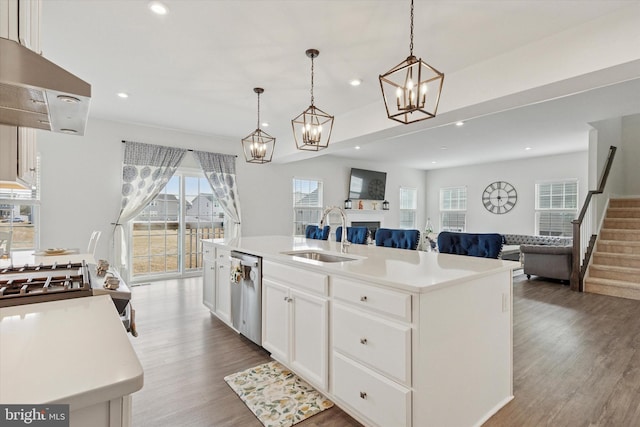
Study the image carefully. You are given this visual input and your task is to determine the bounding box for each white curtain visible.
[114,141,187,280]
[193,151,242,238]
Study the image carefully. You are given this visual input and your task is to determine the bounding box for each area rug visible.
[224,361,334,427]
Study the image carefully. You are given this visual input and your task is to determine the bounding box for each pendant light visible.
[292,49,334,151]
[241,88,275,164]
[379,0,444,124]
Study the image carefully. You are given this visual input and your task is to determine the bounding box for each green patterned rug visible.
[224,361,334,427]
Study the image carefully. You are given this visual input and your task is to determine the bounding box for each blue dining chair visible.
[335,226,369,245]
[374,228,420,250]
[437,231,503,259]
[305,225,331,240]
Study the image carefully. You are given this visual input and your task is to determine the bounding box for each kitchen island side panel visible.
[414,269,513,427]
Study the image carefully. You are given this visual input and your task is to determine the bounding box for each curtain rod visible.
[121,140,237,157]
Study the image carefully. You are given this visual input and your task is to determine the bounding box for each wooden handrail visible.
[570,145,617,291]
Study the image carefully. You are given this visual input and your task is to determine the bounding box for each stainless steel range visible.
[0,258,133,334]
[0,261,93,307]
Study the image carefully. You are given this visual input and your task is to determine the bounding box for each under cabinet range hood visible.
[0,37,91,135]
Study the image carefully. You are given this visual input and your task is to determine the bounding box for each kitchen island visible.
[204,236,518,427]
[0,295,143,427]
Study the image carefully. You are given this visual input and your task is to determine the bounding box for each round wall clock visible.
[482,181,517,214]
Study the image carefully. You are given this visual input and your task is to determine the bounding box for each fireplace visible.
[352,221,381,239]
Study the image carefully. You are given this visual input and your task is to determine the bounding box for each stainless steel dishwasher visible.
[229,251,262,346]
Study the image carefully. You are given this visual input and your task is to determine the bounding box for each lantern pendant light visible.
[241,88,275,164]
[379,0,444,124]
[292,49,334,151]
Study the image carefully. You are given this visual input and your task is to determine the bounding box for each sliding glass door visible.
[130,171,224,280]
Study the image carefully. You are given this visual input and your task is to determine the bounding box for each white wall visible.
[238,155,427,237]
[425,151,589,235]
[622,114,640,194]
[37,118,427,260]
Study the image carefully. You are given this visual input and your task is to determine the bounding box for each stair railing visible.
[571,145,617,291]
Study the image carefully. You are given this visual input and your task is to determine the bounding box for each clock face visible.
[482,181,517,214]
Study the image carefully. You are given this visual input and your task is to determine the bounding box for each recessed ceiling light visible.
[148,1,168,15]
[525,147,532,151]
[117,92,129,99]
[431,161,437,164]
[349,79,362,87]
[355,146,361,150]
[262,122,269,127]
[440,146,447,150]
[455,121,464,127]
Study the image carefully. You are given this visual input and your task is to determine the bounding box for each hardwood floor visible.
[128,274,640,427]
[128,277,360,427]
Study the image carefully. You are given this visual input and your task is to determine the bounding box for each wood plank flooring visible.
[128,274,640,427]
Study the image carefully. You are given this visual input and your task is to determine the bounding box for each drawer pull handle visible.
[359,391,367,399]
[284,297,292,303]
[205,250,210,254]
[360,338,368,345]
[360,296,368,302]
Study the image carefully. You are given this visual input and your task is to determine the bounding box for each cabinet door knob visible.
[359,391,367,399]
[360,296,368,302]
[360,338,368,345]
[283,297,292,303]
[219,265,224,269]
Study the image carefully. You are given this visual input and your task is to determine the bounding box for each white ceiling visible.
[39,0,640,169]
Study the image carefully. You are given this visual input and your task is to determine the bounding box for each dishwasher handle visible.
[231,258,258,268]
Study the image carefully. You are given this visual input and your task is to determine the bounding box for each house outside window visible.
[440,186,467,232]
[535,180,578,236]
[293,178,323,236]
[0,160,40,250]
[399,187,417,229]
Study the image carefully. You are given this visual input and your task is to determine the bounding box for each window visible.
[131,171,224,279]
[399,187,417,229]
[440,186,467,232]
[293,178,323,236]
[0,165,39,250]
[535,180,578,236]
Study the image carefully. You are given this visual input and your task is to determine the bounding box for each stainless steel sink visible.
[281,250,358,263]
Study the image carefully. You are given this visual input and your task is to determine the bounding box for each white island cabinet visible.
[202,241,232,327]
[205,236,516,427]
[0,295,143,427]
[263,260,329,390]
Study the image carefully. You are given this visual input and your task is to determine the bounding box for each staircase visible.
[584,198,640,300]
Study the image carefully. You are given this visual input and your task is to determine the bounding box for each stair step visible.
[610,198,640,208]
[584,277,640,300]
[603,218,640,229]
[597,240,640,255]
[600,228,640,242]
[588,264,640,283]
[593,252,640,268]
[606,207,640,218]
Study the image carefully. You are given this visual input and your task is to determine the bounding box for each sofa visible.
[437,232,504,259]
[502,234,573,281]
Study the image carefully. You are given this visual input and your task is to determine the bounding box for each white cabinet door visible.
[290,288,328,390]
[215,259,231,325]
[202,258,215,311]
[262,278,289,363]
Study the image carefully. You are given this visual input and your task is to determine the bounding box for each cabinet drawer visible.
[202,243,216,262]
[264,261,328,296]
[333,352,410,427]
[216,248,231,264]
[333,304,411,385]
[332,276,411,322]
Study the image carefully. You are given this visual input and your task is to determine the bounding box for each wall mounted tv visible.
[349,168,387,200]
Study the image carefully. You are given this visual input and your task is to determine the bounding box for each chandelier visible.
[241,88,275,164]
[379,0,444,124]
[292,49,334,151]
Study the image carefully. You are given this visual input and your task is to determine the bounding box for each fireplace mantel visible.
[346,210,386,227]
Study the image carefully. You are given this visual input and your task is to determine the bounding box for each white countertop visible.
[0,295,143,410]
[205,236,519,293]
